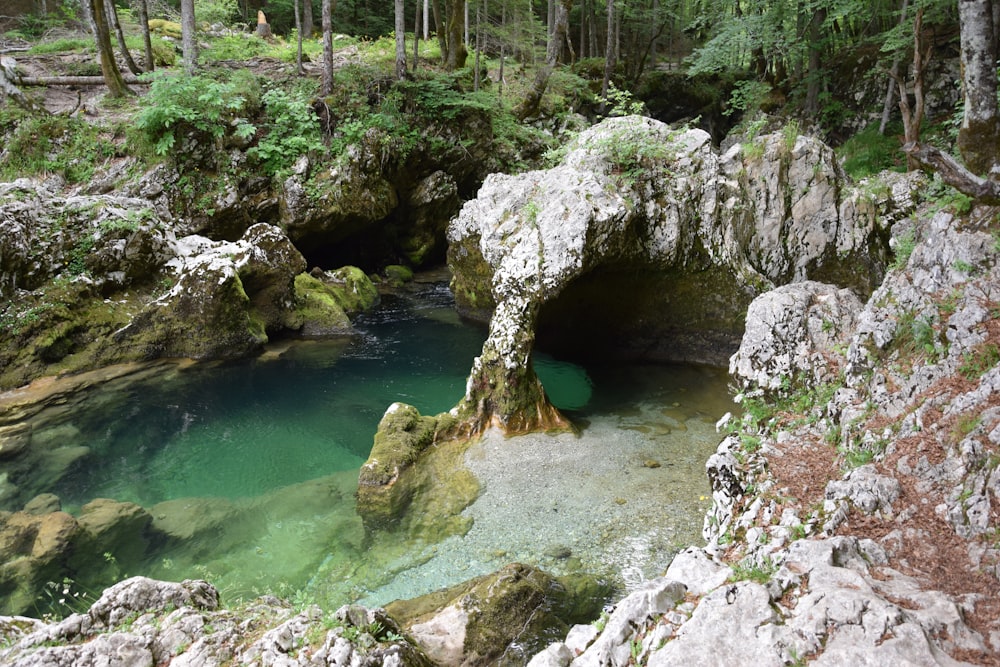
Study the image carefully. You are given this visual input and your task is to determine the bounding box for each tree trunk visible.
[431,0,447,60]
[321,0,334,94]
[894,8,930,170]
[958,0,999,175]
[91,0,129,96]
[395,0,406,79]
[19,74,147,85]
[423,0,429,40]
[804,7,826,114]
[904,142,1000,203]
[446,0,467,69]
[106,0,141,74]
[180,0,197,75]
[880,0,909,135]
[303,0,314,37]
[294,0,304,75]
[599,0,614,111]
[136,0,155,72]
[413,0,421,71]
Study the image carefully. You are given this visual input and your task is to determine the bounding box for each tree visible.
[106,0,142,75]
[904,0,1000,202]
[395,0,407,79]
[181,0,198,75]
[135,0,155,72]
[90,0,129,96]
[956,0,999,175]
[321,0,334,94]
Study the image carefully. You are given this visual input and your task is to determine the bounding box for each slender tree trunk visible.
[414,0,421,71]
[600,0,614,111]
[513,0,570,118]
[303,0,314,37]
[321,0,334,94]
[957,0,999,174]
[135,0,154,72]
[880,0,909,134]
[91,0,129,96]
[423,0,429,40]
[894,8,930,170]
[180,0,197,75]
[432,0,447,60]
[804,7,826,114]
[498,0,505,97]
[395,0,407,79]
[474,3,481,90]
[107,0,141,74]
[294,0,304,74]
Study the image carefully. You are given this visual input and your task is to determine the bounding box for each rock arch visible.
[446,116,918,434]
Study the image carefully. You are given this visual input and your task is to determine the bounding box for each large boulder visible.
[447,116,906,434]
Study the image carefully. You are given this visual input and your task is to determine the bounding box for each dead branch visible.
[903,141,1000,205]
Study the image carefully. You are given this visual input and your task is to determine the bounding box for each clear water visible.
[6,280,733,613]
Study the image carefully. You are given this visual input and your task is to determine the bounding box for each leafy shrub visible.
[135,72,257,156]
[249,86,325,174]
[196,0,239,26]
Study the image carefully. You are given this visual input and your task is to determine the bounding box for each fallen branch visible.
[903,141,1000,205]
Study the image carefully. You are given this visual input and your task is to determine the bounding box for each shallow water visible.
[4,279,734,612]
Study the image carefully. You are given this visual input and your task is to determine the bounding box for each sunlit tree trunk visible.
[91,0,129,96]
[446,0,467,69]
[106,0,141,74]
[423,0,429,40]
[181,0,197,75]
[414,0,421,71]
[600,0,614,111]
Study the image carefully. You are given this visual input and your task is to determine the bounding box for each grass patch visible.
[959,343,1000,380]
[836,122,906,179]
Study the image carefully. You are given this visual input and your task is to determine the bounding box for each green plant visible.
[601,83,644,117]
[725,80,772,118]
[890,230,916,270]
[780,119,800,154]
[836,122,906,178]
[959,343,1000,379]
[135,72,257,157]
[730,556,776,584]
[952,259,975,274]
[248,86,325,175]
[951,414,982,443]
[593,609,610,632]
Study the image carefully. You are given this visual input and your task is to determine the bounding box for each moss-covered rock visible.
[386,563,609,666]
[356,403,441,531]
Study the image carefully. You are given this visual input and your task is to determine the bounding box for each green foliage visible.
[600,83,644,117]
[892,310,945,364]
[837,123,906,178]
[889,230,916,270]
[0,111,115,183]
[951,413,982,443]
[135,71,258,157]
[203,35,275,61]
[196,0,240,26]
[730,556,776,584]
[248,85,325,175]
[959,343,1000,380]
[27,37,92,55]
[724,80,771,118]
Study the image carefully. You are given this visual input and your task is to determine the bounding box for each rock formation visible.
[447,115,920,434]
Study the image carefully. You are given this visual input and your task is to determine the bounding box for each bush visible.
[249,86,326,175]
[135,72,257,157]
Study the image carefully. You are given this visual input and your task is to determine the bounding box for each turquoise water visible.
[8,279,733,614]
[48,283,488,508]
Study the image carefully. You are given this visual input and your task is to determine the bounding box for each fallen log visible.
[18,74,148,86]
[903,141,1000,205]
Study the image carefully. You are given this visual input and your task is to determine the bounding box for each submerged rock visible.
[447,116,910,434]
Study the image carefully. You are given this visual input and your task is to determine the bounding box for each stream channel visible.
[4,276,734,613]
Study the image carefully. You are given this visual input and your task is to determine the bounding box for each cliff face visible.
[447,115,920,434]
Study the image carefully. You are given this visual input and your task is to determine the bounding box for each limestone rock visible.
[730,281,863,393]
[75,498,152,568]
[447,116,902,434]
[113,223,306,360]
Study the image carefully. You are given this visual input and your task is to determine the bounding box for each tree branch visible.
[903,141,1000,204]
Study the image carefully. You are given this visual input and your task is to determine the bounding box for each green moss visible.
[288,269,377,336]
[446,235,495,321]
[356,403,441,530]
[383,264,414,286]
